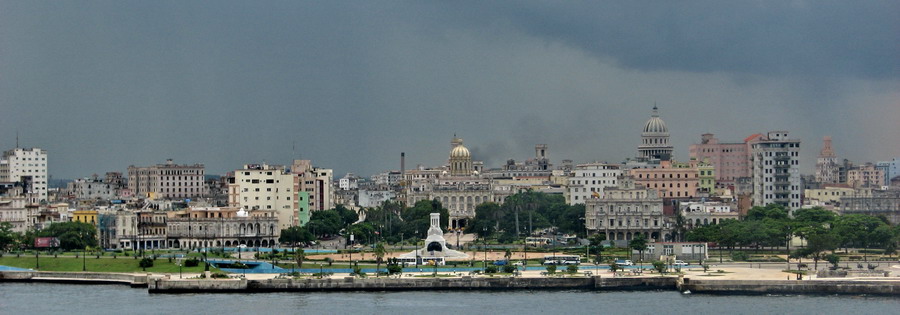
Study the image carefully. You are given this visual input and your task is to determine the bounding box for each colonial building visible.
[750,131,802,211]
[679,200,739,230]
[127,159,206,200]
[166,207,279,249]
[585,176,672,245]
[637,106,673,161]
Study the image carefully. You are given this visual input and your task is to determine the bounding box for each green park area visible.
[0,255,218,273]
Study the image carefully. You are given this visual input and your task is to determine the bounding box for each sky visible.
[1,1,898,180]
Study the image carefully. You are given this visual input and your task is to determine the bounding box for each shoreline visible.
[2,270,899,296]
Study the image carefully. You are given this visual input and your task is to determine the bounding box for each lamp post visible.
[82,249,87,271]
[35,251,39,270]
[482,226,487,273]
[415,230,419,269]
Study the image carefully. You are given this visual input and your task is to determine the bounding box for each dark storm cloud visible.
[442,1,900,80]
[0,1,897,179]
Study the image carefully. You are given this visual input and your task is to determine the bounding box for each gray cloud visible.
[0,1,897,180]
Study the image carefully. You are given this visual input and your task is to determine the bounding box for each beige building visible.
[0,147,49,203]
[127,159,206,200]
[228,164,296,230]
[689,133,751,186]
[292,160,333,214]
[680,201,739,230]
[847,163,885,188]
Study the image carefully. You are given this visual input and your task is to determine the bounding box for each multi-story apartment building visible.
[689,133,750,186]
[127,159,206,200]
[847,163,885,188]
[750,131,802,211]
[228,164,296,230]
[630,159,713,198]
[0,147,48,203]
[67,175,116,200]
[585,176,671,245]
[292,160,333,224]
[565,163,622,205]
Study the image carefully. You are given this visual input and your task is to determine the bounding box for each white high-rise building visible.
[750,131,802,211]
[566,163,622,205]
[1,147,49,203]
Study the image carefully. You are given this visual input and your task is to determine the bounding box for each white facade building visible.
[566,163,622,205]
[750,131,802,211]
[0,147,48,203]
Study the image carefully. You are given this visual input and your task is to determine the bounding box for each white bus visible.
[542,255,581,265]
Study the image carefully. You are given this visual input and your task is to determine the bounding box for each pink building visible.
[689,133,755,185]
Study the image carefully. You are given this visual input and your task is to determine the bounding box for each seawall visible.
[149,276,597,293]
[0,271,148,287]
[680,279,900,295]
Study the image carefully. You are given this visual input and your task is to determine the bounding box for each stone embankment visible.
[679,279,900,295]
[3,270,898,296]
[0,271,148,287]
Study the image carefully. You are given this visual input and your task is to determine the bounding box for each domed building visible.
[449,136,473,176]
[637,106,673,160]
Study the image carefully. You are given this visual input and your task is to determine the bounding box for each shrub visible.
[502,265,516,274]
[184,258,200,267]
[652,261,666,274]
[546,265,557,274]
[608,263,621,273]
[485,265,499,274]
[826,253,840,268]
[387,264,403,275]
[566,264,578,274]
[139,257,154,270]
[731,251,749,261]
[211,272,229,279]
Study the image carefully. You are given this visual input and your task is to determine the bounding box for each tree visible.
[139,257,154,271]
[630,234,648,271]
[294,248,306,270]
[804,230,840,270]
[38,222,97,250]
[545,264,557,274]
[833,214,887,260]
[0,222,20,251]
[589,233,606,264]
[503,248,512,262]
[374,242,386,277]
[279,226,314,247]
[566,264,579,274]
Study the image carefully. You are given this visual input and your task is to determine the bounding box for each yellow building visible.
[72,210,98,225]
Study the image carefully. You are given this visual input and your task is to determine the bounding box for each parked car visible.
[513,261,525,266]
[673,260,688,266]
[493,260,508,266]
[614,259,633,266]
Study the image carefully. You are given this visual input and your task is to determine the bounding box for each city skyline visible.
[2,1,898,179]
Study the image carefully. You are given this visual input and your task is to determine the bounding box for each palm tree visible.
[374,243,386,277]
[630,234,648,272]
[294,248,305,271]
[504,248,512,262]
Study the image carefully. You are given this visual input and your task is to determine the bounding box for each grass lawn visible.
[0,256,219,273]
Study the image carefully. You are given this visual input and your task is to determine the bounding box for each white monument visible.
[400,213,468,264]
